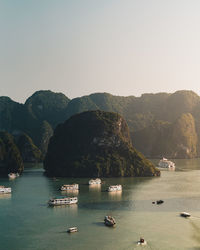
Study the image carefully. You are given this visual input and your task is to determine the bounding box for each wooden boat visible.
[104,216,116,227]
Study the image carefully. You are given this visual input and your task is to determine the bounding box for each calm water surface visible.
[1,159,200,250]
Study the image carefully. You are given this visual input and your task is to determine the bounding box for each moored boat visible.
[88,178,101,185]
[156,200,164,204]
[107,185,122,192]
[158,158,175,169]
[104,215,116,227]
[60,184,79,191]
[8,173,19,179]
[48,197,78,206]
[137,238,147,246]
[67,227,78,233]
[180,212,191,218]
[0,186,11,193]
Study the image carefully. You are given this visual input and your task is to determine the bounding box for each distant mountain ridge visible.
[1,89,200,158]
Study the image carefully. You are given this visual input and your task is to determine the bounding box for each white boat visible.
[88,178,101,185]
[60,184,79,191]
[104,216,116,227]
[8,173,19,179]
[67,227,78,233]
[180,212,191,218]
[48,197,78,206]
[107,185,122,192]
[0,186,11,194]
[158,158,175,169]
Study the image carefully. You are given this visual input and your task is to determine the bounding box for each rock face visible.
[44,111,160,177]
[25,90,70,128]
[16,133,42,163]
[0,132,24,175]
[133,113,198,158]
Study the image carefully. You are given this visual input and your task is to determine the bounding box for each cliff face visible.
[133,113,198,158]
[44,110,160,177]
[16,133,42,163]
[170,113,198,158]
[0,132,24,175]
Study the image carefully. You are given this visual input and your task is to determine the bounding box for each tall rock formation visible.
[44,110,160,177]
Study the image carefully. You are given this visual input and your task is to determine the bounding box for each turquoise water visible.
[1,160,200,249]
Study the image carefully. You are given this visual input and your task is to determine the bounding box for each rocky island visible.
[44,110,160,177]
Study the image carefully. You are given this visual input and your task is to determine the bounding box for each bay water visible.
[1,159,200,249]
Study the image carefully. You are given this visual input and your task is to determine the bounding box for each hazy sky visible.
[1,0,200,103]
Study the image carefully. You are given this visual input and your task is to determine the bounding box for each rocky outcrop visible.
[133,113,198,158]
[0,132,24,175]
[16,133,42,162]
[44,110,160,177]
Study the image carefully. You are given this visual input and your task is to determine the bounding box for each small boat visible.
[156,200,164,205]
[158,158,175,169]
[107,185,122,192]
[8,173,19,179]
[104,216,116,227]
[0,186,11,194]
[89,178,101,185]
[48,197,78,206]
[67,227,78,233]
[180,212,191,218]
[137,238,147,246]
[60,184,79,191]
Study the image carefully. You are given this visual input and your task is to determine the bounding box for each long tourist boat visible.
[88,178,101,185]
[60,184,79,191]
[107,185,122,192]
[48,197,78,206]
[158,157,175,169]
[0,186,12,193]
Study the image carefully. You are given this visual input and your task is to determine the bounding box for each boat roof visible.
[52,196,77,199]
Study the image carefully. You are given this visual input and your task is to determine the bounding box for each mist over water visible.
[1,160,200,249]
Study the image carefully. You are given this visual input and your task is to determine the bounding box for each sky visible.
[1,0,200,103]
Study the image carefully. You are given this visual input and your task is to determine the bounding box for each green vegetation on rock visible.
[16,133,43,162]
[44,110,160,177]
[25,90,70,128]
[0,132,24,175]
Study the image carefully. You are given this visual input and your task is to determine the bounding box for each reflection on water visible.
[108,191,122,201]
[49,204,78,215]
[0,193,11,199]
[158,167,175,171]
[61,190,79,196]
[89,184,101,192]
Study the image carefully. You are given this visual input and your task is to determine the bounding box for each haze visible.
[1,0,200,103]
